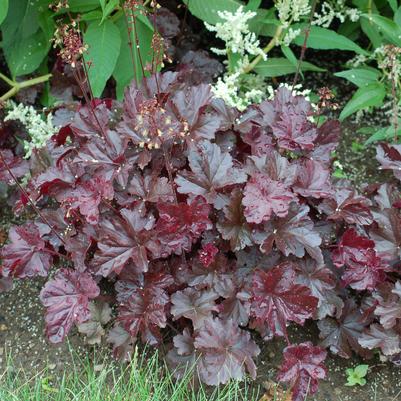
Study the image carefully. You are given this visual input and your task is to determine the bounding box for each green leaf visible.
[99,0,119,24]
[395,6,401,26]
[280,45,298,66]
[182,0,242,24]
[84,19,121,97]
[0,0,8,25]
[360,16,383,48]
[365,126,401,145]
[354,364,369,377]
[245,0,261,11]
[334,68,381,87]
[339,82,386,121]
[1,0,51,77]
[362,13,401,46]
[389,0,398,13]
[68,0,100,12]
[293,26,369,55]
[113,14,154,99]
[254,57,325,77]
[81,10,103,21]
[3,31,50,76]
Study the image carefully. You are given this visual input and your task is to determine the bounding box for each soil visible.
[0,56,400,400]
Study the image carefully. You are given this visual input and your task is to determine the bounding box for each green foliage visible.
[339,82,386,121]
[182,0,242,24]
[0,0,8,25]
[292,25,369,55]
[84,19,121,97]
[345,364,369,387]
[253,58,324,77]
[0,0,156,99]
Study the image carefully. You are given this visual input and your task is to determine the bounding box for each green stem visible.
[0,72,15,87]
[242,25,283,74]
[0,73,52,102]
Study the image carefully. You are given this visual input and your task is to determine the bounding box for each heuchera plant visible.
[1,73,401,401]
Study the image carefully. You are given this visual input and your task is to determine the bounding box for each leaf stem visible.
[0,73,52,102]
[242,25,283,74]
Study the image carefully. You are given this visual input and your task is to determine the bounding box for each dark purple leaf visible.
[156,196,212,255]
[251,264,318,338]
[171,288,219,329]
[117,283,169,345]
[92,207,161,276]
[176,141,247,209]
[358,324,400,356]
[293,159,332,198]
[332,228,375,267]
[0,149,29,184]
[318,188,373,225]
[242,172,297,224]
[194,317,260,385]
[259,204,323,264]
[318,299,371,358]
[376,144,401,181]
[1,222,52,278]
[217,188,253,251]
[40,269,100,343]
[370,208,401,260]
[294,258,343,319]
[277,342,327,401]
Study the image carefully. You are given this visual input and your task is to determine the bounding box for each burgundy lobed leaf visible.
[117,283,169,345]
[198,243,219,267]
[374,281,401,329]
[250,264,318,338]
[294,257,343,319]
[167,328,199,379]
[0,222,52,278]
[56,175,114,225]
[108,324,135,361]
[171,288,219,329]
[370,208,401,261]
[92,207,161,277]
[242,172,297,224]
[293,159,332,199]
[318,299,371,358]
[358,324,401,356]
[40,269,100,343]
[175,140,247,209]
[0,149,29,184]
[216,188,254,251]
[271,88,317,152]
[376,143,401,181]
[308,120,340,166]
[318,188,373,226]
[128,171,174,203]
[341,249,390,291]
[156,196,212,255]
[332,228,375,268]
[277,342,327,401]
[194,317,260,385]
[259,204,323,264]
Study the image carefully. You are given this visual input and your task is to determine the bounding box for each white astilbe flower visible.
[276,0,311,27]
[212,72,267,111]
[267,83,312,102]
[282,28,301,46]
[5,101,58,158]
[313,1,360,28]
[205,6,266,59]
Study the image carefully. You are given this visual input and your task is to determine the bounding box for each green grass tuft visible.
[0,348,259,401]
